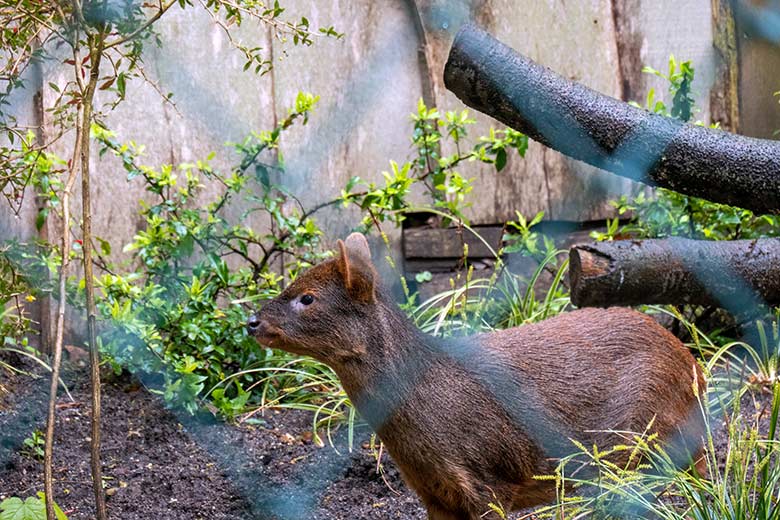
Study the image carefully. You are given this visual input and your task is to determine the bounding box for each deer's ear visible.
[337,233,375,303]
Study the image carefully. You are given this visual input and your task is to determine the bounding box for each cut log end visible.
[569,247,614,307]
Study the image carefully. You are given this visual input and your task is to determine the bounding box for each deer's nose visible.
[246,314,263,335]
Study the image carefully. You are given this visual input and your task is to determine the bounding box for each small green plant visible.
[637,55,697,122]
[20,429,45,460]
[503,211,555,260]
[534,381,780,520]
[597,56,780,244]
[0,493,67,520]
[341,100,528,230]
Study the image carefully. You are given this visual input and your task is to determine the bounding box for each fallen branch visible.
[444,23,780,214]
[569,238,780,309]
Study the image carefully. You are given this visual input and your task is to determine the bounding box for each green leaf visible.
[116,73,126,99]
[35,208,48,231]
[0,496,45,520]
[495,148,507,172]
[97,237,111,256]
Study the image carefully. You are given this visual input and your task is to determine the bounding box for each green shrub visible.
[88,96,526,421]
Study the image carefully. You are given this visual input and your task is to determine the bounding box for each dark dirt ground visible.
[0,350,776,520]
[0,352,425,520]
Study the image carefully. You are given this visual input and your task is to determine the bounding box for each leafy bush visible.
[93,93,325,415]
[87,96,526,419]
[0,239,59,376]
[0,246,34,349]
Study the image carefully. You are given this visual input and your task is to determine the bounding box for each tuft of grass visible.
[207,353,356,450]
[489,249,570,329]
[410,247,570,336]
[649,305,780,411]
[0,343,73,401]
[533,349,780,520]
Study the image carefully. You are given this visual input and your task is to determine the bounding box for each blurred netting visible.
[3,0,780,518]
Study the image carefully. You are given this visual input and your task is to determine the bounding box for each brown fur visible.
[247,233,706,519]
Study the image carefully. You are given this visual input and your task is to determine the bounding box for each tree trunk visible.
[443,23,780,215]
[569,238,780,310]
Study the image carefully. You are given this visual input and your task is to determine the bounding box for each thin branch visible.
[71,36,85,93]
[104,0,178,50]
[44,100,83,520]
[133,61,180,115]
[214,0,326,40]
[69,0,89,32]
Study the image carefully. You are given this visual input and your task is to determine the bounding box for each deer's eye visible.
[300,294,314,306]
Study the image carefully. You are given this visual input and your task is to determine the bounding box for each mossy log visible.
[569,238,780,309]
[443,23,780,215]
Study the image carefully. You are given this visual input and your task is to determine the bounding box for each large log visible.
[443,23,780,215]
[569,238,780,309]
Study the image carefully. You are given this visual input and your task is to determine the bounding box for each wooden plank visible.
[403,226,504,259]
[610,0,644,102]
[403,224,604,262]
[735,10,780,139]
[710,0,740,132]
[404,258,496,274]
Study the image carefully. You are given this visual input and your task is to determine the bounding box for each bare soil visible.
[0,354,424,519]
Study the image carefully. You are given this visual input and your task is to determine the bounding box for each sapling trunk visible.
[44,103,82,520]
[44,28,108,520]
[79,34,108,520]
